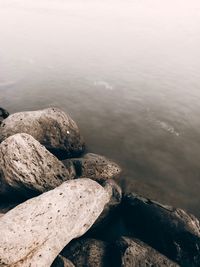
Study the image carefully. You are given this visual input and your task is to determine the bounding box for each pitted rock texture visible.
[0,108,85,158]
[115,237,179,267]
[63,153,121,182]
[122,193,200,267]
[62,238,112,267]
[51,255,75,267]
[0,179,110,267]
[0,133,75,197]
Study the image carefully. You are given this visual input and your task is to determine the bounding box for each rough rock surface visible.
[0,133,75,197]
[0,178,110,267]
[115,236,179,267]
[51,255,75,267]
[122,193,200,267]
[91,179,122,230]
[0,108,85,158]
[62,238,112,267]
[63,153,121,182]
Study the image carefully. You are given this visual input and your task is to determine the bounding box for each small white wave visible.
[156,120,180,136]
[0,81,16,88]
[94,80,114,90]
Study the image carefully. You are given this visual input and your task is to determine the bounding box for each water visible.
[0,0,200,218]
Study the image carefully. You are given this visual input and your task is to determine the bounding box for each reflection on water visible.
[0,0,200,217]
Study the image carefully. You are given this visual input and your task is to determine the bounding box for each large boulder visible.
[115,236,179,267]
[0,108,85,158]
[0,133,75,197]
[63,153,121,182]
[62,238,112,267]
[122,193,200,267]
[0,178,110,267]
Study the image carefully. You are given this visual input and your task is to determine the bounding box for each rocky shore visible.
[0,107,199,267]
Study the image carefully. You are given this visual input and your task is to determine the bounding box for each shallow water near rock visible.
[0,0,200,218]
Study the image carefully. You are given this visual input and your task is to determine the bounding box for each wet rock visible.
[0,178,110,267]
[0,107,9,120]
[91,179,122,230]
[62,238,112,267]
[115,236,179,267]
[51,255,75,267]
[63,153,121,182]
[0,107,85,158]
[0,133,75,197]
[122,193,200,267]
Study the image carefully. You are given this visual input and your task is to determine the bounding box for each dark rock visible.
[62,153,121,182]
[91,179,122,231]
[62,238,114,267]
[0,107,9,120]
[122,193,200,267]
[115,236,179,267]
[51,255,75,267]
[0,108,85,159]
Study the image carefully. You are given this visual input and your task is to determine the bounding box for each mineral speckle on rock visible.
[0,108,85,158]
[0,133,75,197]
[0,178,110,267]
[63,153,121,182]
[122,193,200,267]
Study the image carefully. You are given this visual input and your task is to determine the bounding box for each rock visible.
[0,108,85,158]
[0,178,110,267]
[63,153,121,182]
[62,238,113,267]
[51,255,75,267]
[0,107,9,120]
[0,133,75,197]
[0,200,18,215]
[122,193,200,267]
[115,236,179,267]
[91,179,122,230]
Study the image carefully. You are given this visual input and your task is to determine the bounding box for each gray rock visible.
[63,153,121,182]
[0,108,85,158]
[62,238,112,267]
[92,179,122,230]
[0,133,75,197]
[51,255,75,267]
[115,236,179,267]
[0,178,110,267]
[122,193,200,267]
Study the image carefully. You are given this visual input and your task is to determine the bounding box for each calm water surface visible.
[0,0,200,217]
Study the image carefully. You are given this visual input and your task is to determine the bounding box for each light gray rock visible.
[0,178,110,267]
[51,255,75,267]
[0,133,75,197]
[116,237,179,267]
[63,153,121,182]
[0,108,85,158]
